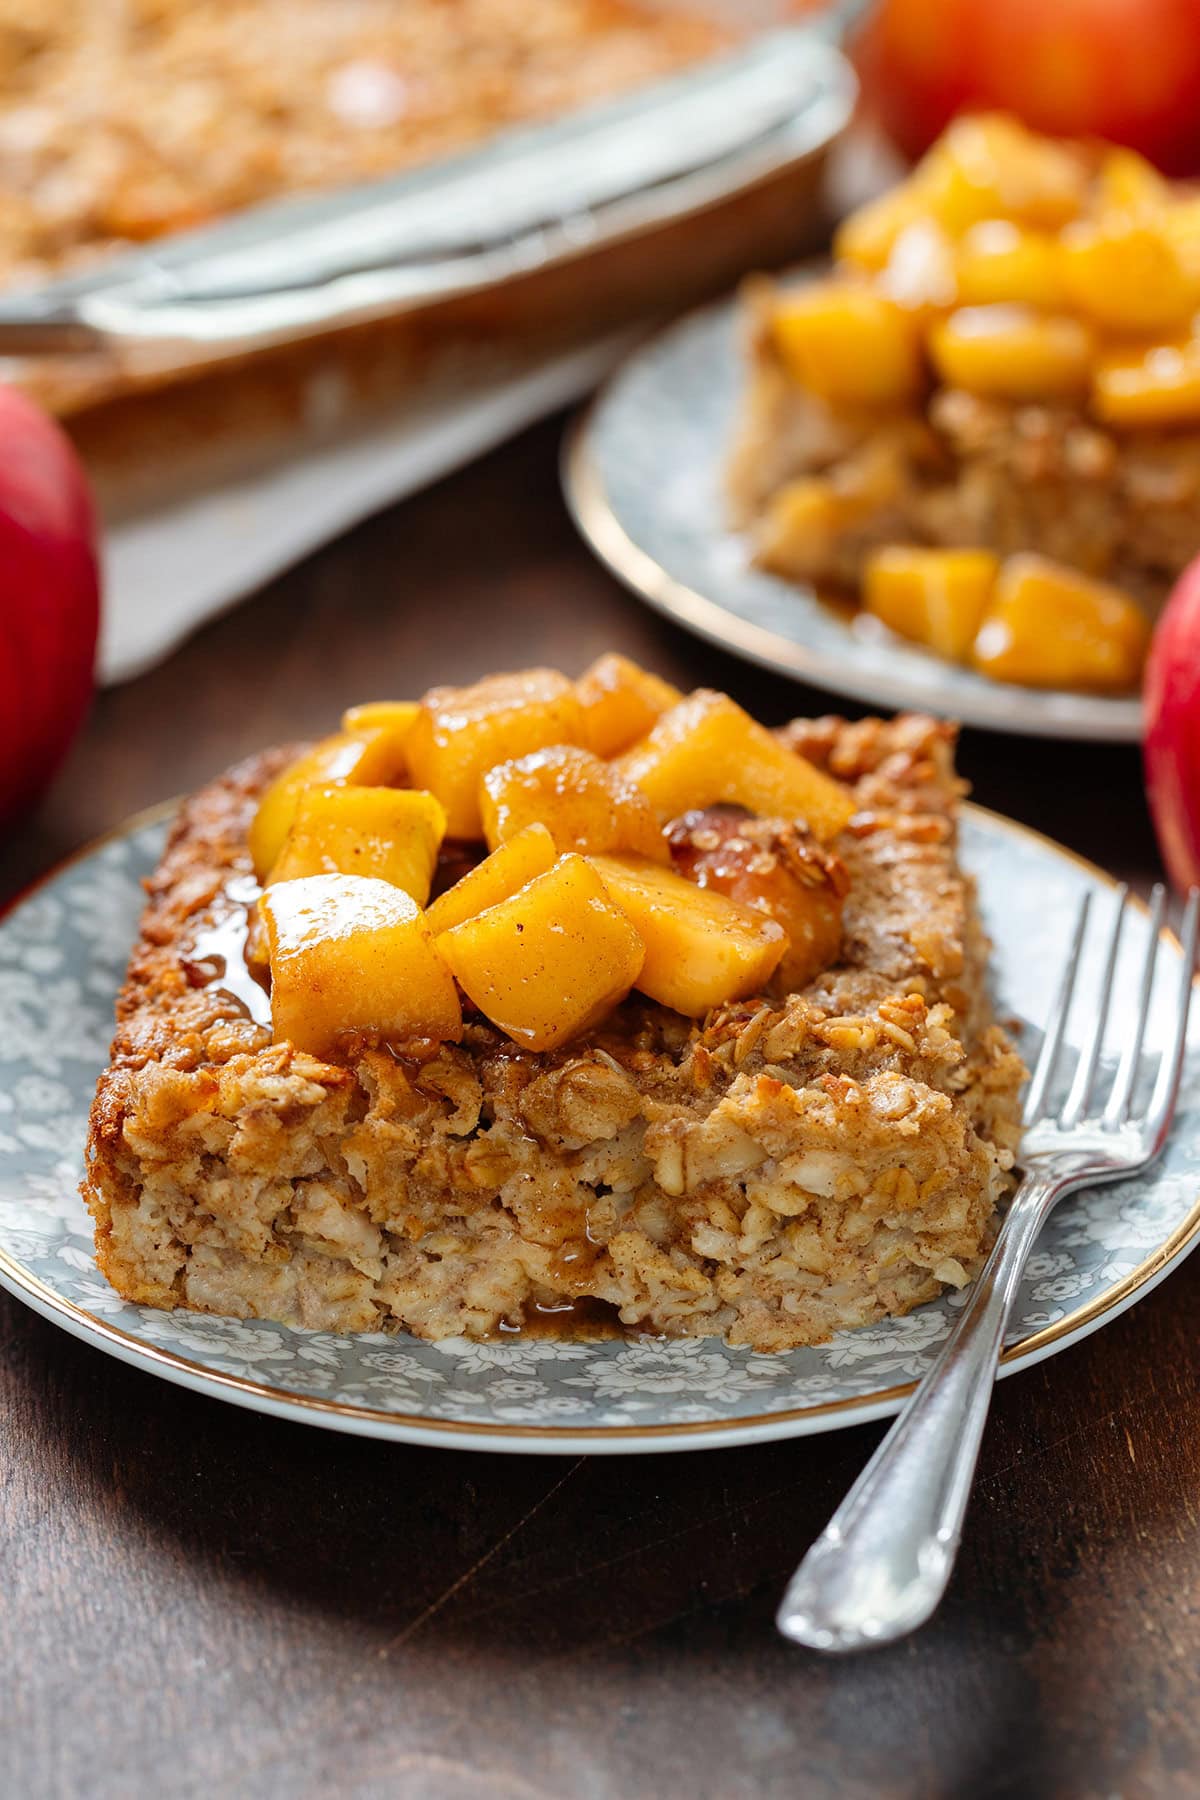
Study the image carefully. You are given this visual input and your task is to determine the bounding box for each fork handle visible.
[776,1170,1065,1652]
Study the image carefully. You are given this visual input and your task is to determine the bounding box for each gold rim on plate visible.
[0,801,1194,1446]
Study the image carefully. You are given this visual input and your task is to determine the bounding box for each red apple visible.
[0,387,100,825]
[1144,556,1200,890]
[856,0,1200,176]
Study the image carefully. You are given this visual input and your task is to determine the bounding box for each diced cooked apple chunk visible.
[834,180,933,271]
[1092,340,1200,427]
[591,854,786,1016]
[754,476,888,583]
[426,822,557,936]
[480,745,667,862]
[615,691,856,842]
[915,114,1087,233]
[341,700,420,746]
[574,653,682,757]
[972,555,1150,692]
[1096,147,1171,219]
[863,546,999,663]
[248,729,409,881]
[261,874,461,1057]
[929,305,1093,400]
[772,284,924,408]
[954,221,1066,310]
[407,668,587,838]
[437,855,644,1051]
[877,219,958,319]
[666,809,847,992]
[1059,218,1193,335]
[1162,196,1200,286]
[268,786,446,904]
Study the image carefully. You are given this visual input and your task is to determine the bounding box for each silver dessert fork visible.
[777,881,1200,1654]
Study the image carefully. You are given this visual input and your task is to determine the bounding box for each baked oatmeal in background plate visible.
[728,112,1200,695]
[82,661,1025,1354]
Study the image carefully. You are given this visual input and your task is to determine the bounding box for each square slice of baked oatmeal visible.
[83,711,1024,1352]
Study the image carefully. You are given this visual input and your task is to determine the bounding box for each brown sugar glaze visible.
[500,1297,627,1342]
[182,875,270,1025]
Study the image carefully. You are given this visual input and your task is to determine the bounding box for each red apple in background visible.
[1144,557,1200,891]
[855,0,1200,176]
[0,387,99,826]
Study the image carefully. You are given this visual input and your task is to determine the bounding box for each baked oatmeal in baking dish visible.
[6,4,770,513]
[728,112,1200,694]
[1,0,726,286]
[82,659,1024,1351]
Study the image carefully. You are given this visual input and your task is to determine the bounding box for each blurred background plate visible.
[564,294,1146,742]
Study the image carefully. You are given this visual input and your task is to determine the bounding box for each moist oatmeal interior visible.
[83,713,1025,1352]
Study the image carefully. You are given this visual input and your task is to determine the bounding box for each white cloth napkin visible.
[98,329,635,685]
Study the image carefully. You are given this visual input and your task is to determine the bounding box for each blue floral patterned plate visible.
[563,293,1144,744]
[0,804,1195,1454]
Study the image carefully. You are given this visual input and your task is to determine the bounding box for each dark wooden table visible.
[3,418,1195,1800]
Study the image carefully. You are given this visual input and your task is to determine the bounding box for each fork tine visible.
[1023,893,1091,1127]
[1103,883,1167,1127]
[1059,885,1128,1127]
[1141,887,1199,1153]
